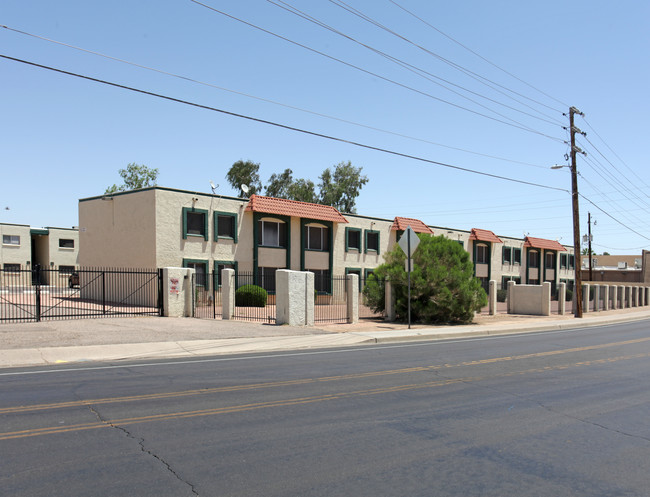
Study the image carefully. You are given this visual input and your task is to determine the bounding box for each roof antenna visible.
[240,184,250,197]
[209,181,219,194]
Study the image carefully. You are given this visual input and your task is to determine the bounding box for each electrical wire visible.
[331,0,567,121]
[0,53,568,194]
[0,24,550,170]
[386,0,570,111]
[189,0,565,143]
[269,0,562,129]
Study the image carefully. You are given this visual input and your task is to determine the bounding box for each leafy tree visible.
[226,160,262,197]
[287,178,317,203]
[105,163,159,194]
[266,169,318,203]
[265,168,294,198]
[319,161,368,213]
[363,234,487,324]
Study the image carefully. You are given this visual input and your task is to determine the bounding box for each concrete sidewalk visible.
[1,308,650,368]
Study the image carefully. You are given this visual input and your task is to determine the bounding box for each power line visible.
[268,0,562,129]
[386,0,570,111]
[0,53,568,193]
[189,0,565,143]
[0,24,550,170]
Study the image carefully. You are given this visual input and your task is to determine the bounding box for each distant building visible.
[0,223,79,285]
[581,252,650,284]
[78,186,575,294]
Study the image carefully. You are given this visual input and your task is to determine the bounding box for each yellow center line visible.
[1,351,648,441]
[2,336,650,415]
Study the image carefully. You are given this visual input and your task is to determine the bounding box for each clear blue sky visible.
[2,1,649,254]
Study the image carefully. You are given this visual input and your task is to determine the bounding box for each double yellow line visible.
[2,337,649,440]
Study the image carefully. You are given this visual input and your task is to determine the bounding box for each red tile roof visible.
[524,236,567,251]
[468,228,503,244]
[245,195,348,223]
[391,217,434,234]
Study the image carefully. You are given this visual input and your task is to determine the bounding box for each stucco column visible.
[611,285,618,310]
[162,267,193,317]
[602,285,609,311]
[347,273,359,324]
[276,270,314,326]
[593,285,600,312]
[488,280,497,315]
[627,286,633,308]
[558,282,566,315]
[222,268,235,320]
[542,282,551,316]
[619,285,626,309]
[583,283,590,314]
[507,280,516,314]
[633,286,639,307]
[385,280,395,322]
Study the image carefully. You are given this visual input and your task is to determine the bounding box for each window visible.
[183,259,208,287]
[3,263,20,272]
[59,265,75,274]
[306,225,328,251]
[345,228,361,251]
[528,250,540,268]
[3,235,20,246]
[513,248,522,265]
[476,244,489,264]
[309,269,330,293]
[215,262,235,287]
[502,246,512,264]
[258,220,287,248]
[182,208,208,240]
[568,254,575,269]
[59,239,74,249]
[215,212,237,242]
[365,230,380,254]
[545,252,555,269]
[258,267,278,293]
[560,253,568,269]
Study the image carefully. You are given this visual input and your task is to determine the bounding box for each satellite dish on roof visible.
[209,181,218,194]
[241,184,249,196]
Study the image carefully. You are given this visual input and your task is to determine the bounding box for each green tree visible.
[287,178,317,203]
[105,163,159,194]
[226,160,262,197]
[319,161,368,213]
[265,168,294,198]
[363,234,487,324]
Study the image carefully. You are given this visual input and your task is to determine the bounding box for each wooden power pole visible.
[570,106,585,318]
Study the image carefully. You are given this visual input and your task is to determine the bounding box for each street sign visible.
[398,226,420,257]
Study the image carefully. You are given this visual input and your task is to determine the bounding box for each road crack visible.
[87,405,200,495]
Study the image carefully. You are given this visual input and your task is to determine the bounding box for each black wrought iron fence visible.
[0,266,162,323]
[192,272,223,319]
[314,274,347,323]
[233,271,276,323]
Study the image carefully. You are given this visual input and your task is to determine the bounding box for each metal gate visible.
[0,266,162,323]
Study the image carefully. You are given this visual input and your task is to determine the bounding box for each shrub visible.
[363,234,487,324]
[496,289,507,302]
[235,284,268,307]
[565,288,573,302]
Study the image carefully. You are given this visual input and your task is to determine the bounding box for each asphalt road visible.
[2,320,650,496]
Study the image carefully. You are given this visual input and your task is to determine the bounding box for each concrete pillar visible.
[593,285,600,312]
[558,282,566,315]
[633,286,639,307]
[385,281,395,322]
[489,280,497,316]
[162,267,193,317]
[276,270,314,326]
[583,283,590,313]
[611,285,618,310]
[222,268,235,320]
[507,280,515,314]
[602,285,609,311]
[347,273,359,324]
[619,285,626,309]
[627,286,633,308]
[542,282,551,316]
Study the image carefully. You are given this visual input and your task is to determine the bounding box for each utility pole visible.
[587,212,594,281]
[570,106,585,318]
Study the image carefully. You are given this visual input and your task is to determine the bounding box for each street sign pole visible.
[407,232,411,329]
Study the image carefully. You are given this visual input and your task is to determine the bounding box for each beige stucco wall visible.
[334,215,393,276]
[0,224,31,289]
[79,189,157,268]
[48,228,79,267]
